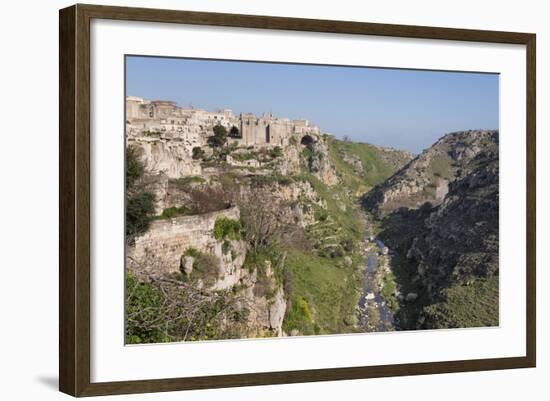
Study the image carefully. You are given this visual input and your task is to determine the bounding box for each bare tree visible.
[238,189,302,252]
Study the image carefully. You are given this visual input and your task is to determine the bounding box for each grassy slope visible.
[327,137,407,195]
[283,249,358,335]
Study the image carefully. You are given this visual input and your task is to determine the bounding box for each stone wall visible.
[127,206,243,284]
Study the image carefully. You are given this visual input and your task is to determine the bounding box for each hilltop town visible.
[126,96,321,146]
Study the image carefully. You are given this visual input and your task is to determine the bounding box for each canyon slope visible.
[363,130,499,329]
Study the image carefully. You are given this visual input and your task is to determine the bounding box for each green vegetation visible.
[282,249,358,334]
[126,192,155,236]
[173,175,206,187]
[268,146,283,158]
[231,151,257,162]
[183,247,201,258]
[313,206,328,222]
[430,154,454,179]
[192,146,205,160]
[142,130,162,138]
[327,138,398,195]
[380,270,399,311]
[207,124,228,148]
[284,138,410,333]
[283,297,318,335]
[182,248,221,286]
[156,206,192,219]
[126,146,145,189]
[126,146,155,238]
[125,273,170,344]
[420,275,499,329]
[296,172,363,250]
[251,172,294,186]
[213,217,241,240]
[302,147,313,167]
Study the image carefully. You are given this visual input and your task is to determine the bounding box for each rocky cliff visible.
[363,130,498,214]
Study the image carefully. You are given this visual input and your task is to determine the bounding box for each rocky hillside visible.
[363,130,499,329]
[125,124,411,343]
[363,130,498,214]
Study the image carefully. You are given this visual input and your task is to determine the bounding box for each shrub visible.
[125,273,169,344]
[180,247,220,286]
[340,237,355,252]
[192,252,221,286]
[222,240,232,255]
[268,146,283,158]
[126,146,145,190]
[126,146,155,238]
[213,217,241,241]
[232,152,257,162]
[183,247,200,258]
[283,297,316,335]
[251,173,293,187]
[314,207,329,222]
[143,130,162,138]
[253,271,276,299]
[173,175,206,188]
[192,147,205,160]
[126,191,155,237]
[207,124,228,148]
[159,206,192,219]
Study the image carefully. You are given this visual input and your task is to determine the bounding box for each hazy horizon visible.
[126,56,499,154]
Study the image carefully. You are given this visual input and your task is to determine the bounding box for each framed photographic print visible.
[59,4,536,397]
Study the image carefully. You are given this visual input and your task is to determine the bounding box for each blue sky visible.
[126,56,499,154]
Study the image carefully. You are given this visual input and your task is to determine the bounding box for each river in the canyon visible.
[357,238,396,332]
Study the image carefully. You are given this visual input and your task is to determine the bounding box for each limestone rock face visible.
[129,137,201,179]
[309,138,339,186]
[181,256,194,276]
[277,145,302,175]
[210,238,248,291]
[240,271,287,337]
[268,289,287,335]
[363,130,498,214]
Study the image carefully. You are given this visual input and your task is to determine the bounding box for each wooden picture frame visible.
[59,3,536,397]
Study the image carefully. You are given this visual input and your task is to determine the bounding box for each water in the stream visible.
[357,239,396,331]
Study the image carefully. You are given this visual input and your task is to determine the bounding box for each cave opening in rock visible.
[300,135,314,146]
